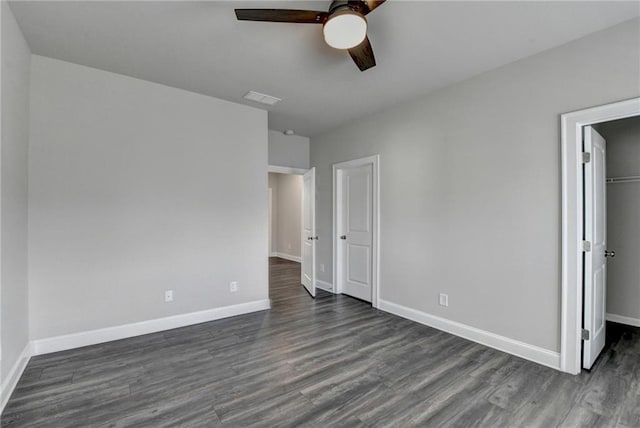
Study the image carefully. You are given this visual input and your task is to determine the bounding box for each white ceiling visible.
[9,1,640,137]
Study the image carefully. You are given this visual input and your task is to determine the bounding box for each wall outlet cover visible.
[439,293,448,307]
[165,290,174,302]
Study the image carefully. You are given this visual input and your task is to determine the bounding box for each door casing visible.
[333,155,380,307]
[267,165,312,294]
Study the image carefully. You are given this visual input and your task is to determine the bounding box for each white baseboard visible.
[272,252,301,263]
[315,279,335,293]
[378,299,561,371]
[606,313,640,328]
[1,342,33,413]
[32,299,271,356]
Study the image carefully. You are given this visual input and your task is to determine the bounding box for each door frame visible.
[267,165,307,260]
[267,165,308,258]
[268,188,274,256]
[332,155,380,308]
[268,165,308,175]
[560,97,640,375]
[268,164,312,289]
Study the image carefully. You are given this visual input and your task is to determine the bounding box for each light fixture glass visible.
[323,10,367,50]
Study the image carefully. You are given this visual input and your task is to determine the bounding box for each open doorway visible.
[268,167,316,302]
[582,117,640,369]
[560,97,640,374]
[269,172,303,263]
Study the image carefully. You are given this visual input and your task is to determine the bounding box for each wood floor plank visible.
[510,374,583,427]
[3,257,640,427]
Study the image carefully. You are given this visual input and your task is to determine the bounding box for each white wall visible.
[268,173,302,259]
[310,19,640,353]
[1,0,31,387]
[28,56,268,340]
[268,130,309,169]
[599,117,640,323]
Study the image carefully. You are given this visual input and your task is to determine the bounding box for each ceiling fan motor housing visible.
[329,1,354,14]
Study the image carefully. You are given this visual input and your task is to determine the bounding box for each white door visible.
[583,126,608,370]
[339,164,373,302]
[301,168,316,297]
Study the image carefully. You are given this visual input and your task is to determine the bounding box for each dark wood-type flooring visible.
[2,257,640,427]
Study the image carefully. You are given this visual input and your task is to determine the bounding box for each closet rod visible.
[606,175,640,184]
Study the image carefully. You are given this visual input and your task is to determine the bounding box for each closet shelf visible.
[606,175,640,184]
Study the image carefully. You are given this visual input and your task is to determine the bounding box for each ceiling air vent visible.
[243,91,281,106]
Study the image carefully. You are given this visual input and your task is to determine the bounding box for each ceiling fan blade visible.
[348,36,376,71]
[235,9,328,24]
[348,0,386,15]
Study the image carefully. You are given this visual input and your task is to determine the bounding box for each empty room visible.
[1,1,640,426]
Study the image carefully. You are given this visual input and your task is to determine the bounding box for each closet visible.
[598,116,640,328]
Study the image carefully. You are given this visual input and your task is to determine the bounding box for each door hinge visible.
[582,152,591,163]
[582,240,591,252]
[582,329,590,340]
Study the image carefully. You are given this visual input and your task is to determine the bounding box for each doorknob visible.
[605,250,616,258]
[307,236,314,240]
[340,235,347,240]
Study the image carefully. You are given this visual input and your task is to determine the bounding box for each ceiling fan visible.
[235,1,386,71]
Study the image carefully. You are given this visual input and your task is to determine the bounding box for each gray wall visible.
[28,56,269,340]
[1,0,31,383]
[268,130,309,169]
[268,173,302,258]
[310,19,640,352]
[599,117,640,322]
[268,173,278,255]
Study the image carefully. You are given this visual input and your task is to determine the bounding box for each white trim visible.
[268,187,273,256]
[271,252,302,263]
[315,279,335,293]
[1,342,32,413]
[31,299,271,356]
[561,97,640,375]
[379,299,561,370]
[606,313,640,328]
[268,165,307,175]
[332,154,380,308]
[0,0,3,405]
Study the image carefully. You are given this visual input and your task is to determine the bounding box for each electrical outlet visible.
[287,243,292,250]
[230,281,238,293]
[165,290,173,302]
[439,293,448,307]
[320,264,325,273]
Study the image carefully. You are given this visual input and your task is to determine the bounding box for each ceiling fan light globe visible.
[323,10,367,50]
